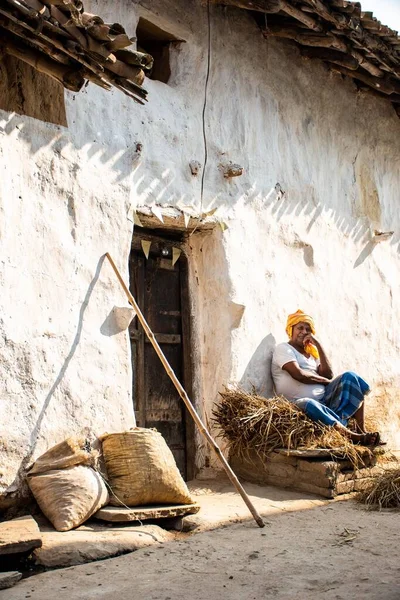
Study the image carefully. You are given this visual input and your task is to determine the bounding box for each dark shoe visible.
[358,432,386,447]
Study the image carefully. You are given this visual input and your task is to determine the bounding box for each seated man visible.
[271,309,382,446]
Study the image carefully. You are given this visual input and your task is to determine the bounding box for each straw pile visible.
[213,388,368,466]
[357,468,400,510]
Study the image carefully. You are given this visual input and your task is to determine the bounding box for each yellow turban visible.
[285,309,319,360]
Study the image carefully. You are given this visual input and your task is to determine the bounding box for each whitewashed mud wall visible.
[0,2,140,504]
[1,0,399,504]
[127,0,400,453]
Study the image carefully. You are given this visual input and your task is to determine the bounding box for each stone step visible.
[94,503,200,522]
[0,515,42,555]
[0,572,22,590]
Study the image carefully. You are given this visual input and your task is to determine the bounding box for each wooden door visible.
[129,237,194,479]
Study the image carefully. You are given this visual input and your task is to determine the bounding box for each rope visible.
[94,465,144,526]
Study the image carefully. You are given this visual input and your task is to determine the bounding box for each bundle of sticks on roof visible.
[357,467,400,510]
[0,0,153,103]
[213,387,368,466]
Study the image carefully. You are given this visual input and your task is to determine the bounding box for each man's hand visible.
[303,334,334,379]
[282,361,331,385]
[303,333,320,348]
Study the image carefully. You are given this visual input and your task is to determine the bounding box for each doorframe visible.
[129,228,196,481]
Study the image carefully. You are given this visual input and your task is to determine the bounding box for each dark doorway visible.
[129,233,195,480]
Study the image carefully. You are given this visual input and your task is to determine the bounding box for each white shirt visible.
[271,342,325,402]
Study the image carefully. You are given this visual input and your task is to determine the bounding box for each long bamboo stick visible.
[105,252,265,528]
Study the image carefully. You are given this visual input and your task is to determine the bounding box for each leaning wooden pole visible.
[105,252,265,528]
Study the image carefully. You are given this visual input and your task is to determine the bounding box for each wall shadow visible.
[10,254,107,487]
[0,110,141,185]
[353,240,376,268]
[240,333,276,399]
[1,69,399,256]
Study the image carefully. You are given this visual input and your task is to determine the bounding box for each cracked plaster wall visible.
[1,0,400,501]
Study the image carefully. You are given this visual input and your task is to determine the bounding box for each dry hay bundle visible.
[357,468,400,510]
[213,388,368,466]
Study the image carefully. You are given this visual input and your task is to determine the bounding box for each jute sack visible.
[28,437,92,475]
[28,465,109,532]
[101,428,194,507]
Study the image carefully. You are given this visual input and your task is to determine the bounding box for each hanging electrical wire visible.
[190,0,211,237]
[200,0,212,212]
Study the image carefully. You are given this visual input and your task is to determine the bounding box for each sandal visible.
[358,432,386,447]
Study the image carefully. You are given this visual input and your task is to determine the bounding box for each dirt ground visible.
[2,478,400,600]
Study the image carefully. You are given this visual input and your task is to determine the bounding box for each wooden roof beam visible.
[0,7,103,74]
[306,3,400,76]
[268,2,397,79]
[0,6,147,101]
[355,85,400,105]
[329,0,360,9]
[299,0,361,30]
[331,64,400,95]
[1,32,84,91]
[0,17,70,63]
[300,0,340,27]
[280,1,323,31]
[346,78,400,118]
[266,24,347,50]
[23,0,50,18]
[349,33,400,77]
[264,22,384,77]
[209,0,282,12]
[301,46,359,69]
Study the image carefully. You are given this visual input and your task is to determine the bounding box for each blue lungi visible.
[295,371,370,427]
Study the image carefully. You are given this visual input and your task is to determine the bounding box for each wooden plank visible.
[275,448,338,458]
[280,0,323,32]
[330,65,400,95]
[143,253,187,477]
[144,333,181,344]
[301,46,360,70]
[131,232,185,252]
[0,516,42,555]
[180,257,196,481]
[94,503,200,522]
[128,254,139,424]
[145,257,181,334]
[129,330,140,341]
[210,0,282,12]
[137,256,146,428]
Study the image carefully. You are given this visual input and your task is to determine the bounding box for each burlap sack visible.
[28,437,92,475]
[28,465,109,531]
[101,429,194,507]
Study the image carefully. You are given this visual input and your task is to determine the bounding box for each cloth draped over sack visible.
[101,428,194,507]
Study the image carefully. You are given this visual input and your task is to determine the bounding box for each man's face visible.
[291,321,312,345]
